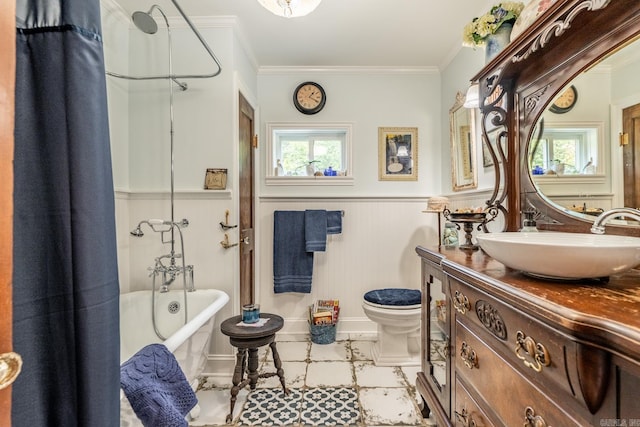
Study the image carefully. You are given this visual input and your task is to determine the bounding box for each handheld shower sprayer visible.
[130,225,144,237]
[130,218,189,237]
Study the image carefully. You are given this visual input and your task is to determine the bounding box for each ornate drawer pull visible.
[454,408,478,427]
[523,406,548,427]
[515,331,550,373]
[453,290,471,314]
[460,341,479,369]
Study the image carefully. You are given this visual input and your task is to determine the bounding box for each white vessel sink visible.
[476,232,640,279]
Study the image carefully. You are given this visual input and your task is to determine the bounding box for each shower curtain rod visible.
[106,0,222,82]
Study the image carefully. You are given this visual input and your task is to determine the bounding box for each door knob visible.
[0,351,22,389]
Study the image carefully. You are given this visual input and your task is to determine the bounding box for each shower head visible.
[132,10,158,34]
[130,225,144,237]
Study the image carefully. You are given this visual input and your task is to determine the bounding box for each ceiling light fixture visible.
[257,0,322,18]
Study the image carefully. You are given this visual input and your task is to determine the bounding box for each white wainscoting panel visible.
[257,197,439,339]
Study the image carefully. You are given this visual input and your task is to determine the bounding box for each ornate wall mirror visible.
[471,0,640,235]
[527,35,640,222]
[450,92,477,191]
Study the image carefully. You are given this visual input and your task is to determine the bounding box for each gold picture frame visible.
[450,92,477,191]
[378,127,418,181]
[204,168,227,190]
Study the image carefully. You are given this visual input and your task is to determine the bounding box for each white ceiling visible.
[112,0,493,69]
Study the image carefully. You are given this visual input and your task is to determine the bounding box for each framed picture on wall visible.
[378,127,418,181]
[482,140,494,167]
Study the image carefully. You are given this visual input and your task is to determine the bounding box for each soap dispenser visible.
[521,210,538,232]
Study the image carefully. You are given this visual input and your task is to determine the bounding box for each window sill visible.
[265,176,354,186]
[532,174,606,185]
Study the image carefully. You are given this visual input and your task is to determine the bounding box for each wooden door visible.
[238,93,255,308]
[0,0,16,422]
[623,104,640,208]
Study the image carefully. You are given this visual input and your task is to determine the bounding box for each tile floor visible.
[189,339,433,426]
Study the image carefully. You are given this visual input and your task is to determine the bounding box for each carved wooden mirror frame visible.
[471,0,640,235]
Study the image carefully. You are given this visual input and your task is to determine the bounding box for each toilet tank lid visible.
[364,288,421,306]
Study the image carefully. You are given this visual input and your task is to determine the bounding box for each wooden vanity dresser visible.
[417,1,640,423]
[416,245,640,426]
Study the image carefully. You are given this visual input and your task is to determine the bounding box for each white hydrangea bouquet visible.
[462,2,525,47]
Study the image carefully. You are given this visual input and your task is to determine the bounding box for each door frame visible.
[0,0,16,421]
[234,78,259,311]
[612,94,640,208]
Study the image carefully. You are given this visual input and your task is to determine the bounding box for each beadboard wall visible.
[255,191,498,340]
[116,189,495,374]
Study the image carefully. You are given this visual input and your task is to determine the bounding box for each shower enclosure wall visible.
[106,0,222,337]
[101,0,243,362]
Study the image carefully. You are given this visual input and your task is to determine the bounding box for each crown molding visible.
[258,65,439,75]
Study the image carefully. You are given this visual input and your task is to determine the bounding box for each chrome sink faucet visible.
[591,208,640,234]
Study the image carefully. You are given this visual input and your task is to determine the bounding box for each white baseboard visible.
[278,316,376,341]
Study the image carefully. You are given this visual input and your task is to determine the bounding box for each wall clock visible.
[293,81,326,115]
[549,85,578,114]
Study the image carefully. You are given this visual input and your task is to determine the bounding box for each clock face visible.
[293,82,326,114]
[549,85,578,114]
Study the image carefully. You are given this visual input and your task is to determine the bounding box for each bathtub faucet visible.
[151,255,194,293]
[591,207,640,234]
[133,217,195,293]
[153,255,182,292]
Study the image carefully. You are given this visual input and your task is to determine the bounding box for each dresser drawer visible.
[448,277,577,400]
[454,377,495,427]
[455,319,586,426]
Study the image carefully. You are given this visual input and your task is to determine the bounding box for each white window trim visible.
[265,122,354,186]
[532,120,605,180]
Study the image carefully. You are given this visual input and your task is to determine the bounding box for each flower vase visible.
[485,22,513,64]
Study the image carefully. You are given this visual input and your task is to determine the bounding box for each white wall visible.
[440,47,490,195]
[258,69,442,197]
[254,68,448,338]
[257,197,436,339]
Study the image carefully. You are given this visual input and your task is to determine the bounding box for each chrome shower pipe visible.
[105,0,222,83]
[128,3,180,256]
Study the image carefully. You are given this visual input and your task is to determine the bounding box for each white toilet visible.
[362,288,422,366]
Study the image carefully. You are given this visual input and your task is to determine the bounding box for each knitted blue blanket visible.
[120,344,197,427]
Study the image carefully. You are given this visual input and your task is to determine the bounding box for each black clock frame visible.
[293,81,326,115]
[548,85,578,114]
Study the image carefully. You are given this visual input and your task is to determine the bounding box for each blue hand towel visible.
[327,210,343,234]
[305,209,327,252]
[273,211,314,293]
[120,343,197,427]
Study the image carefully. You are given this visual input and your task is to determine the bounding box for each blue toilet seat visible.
[364,288,421,307]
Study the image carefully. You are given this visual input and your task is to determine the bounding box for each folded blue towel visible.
[305,210,327,252]
[273,211,314,293]
[120,344,197,427]
[327,210,343,234]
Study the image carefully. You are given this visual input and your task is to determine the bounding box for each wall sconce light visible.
[464,83,479,109]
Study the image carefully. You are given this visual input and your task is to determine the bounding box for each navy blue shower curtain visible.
[13,0,120,425]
